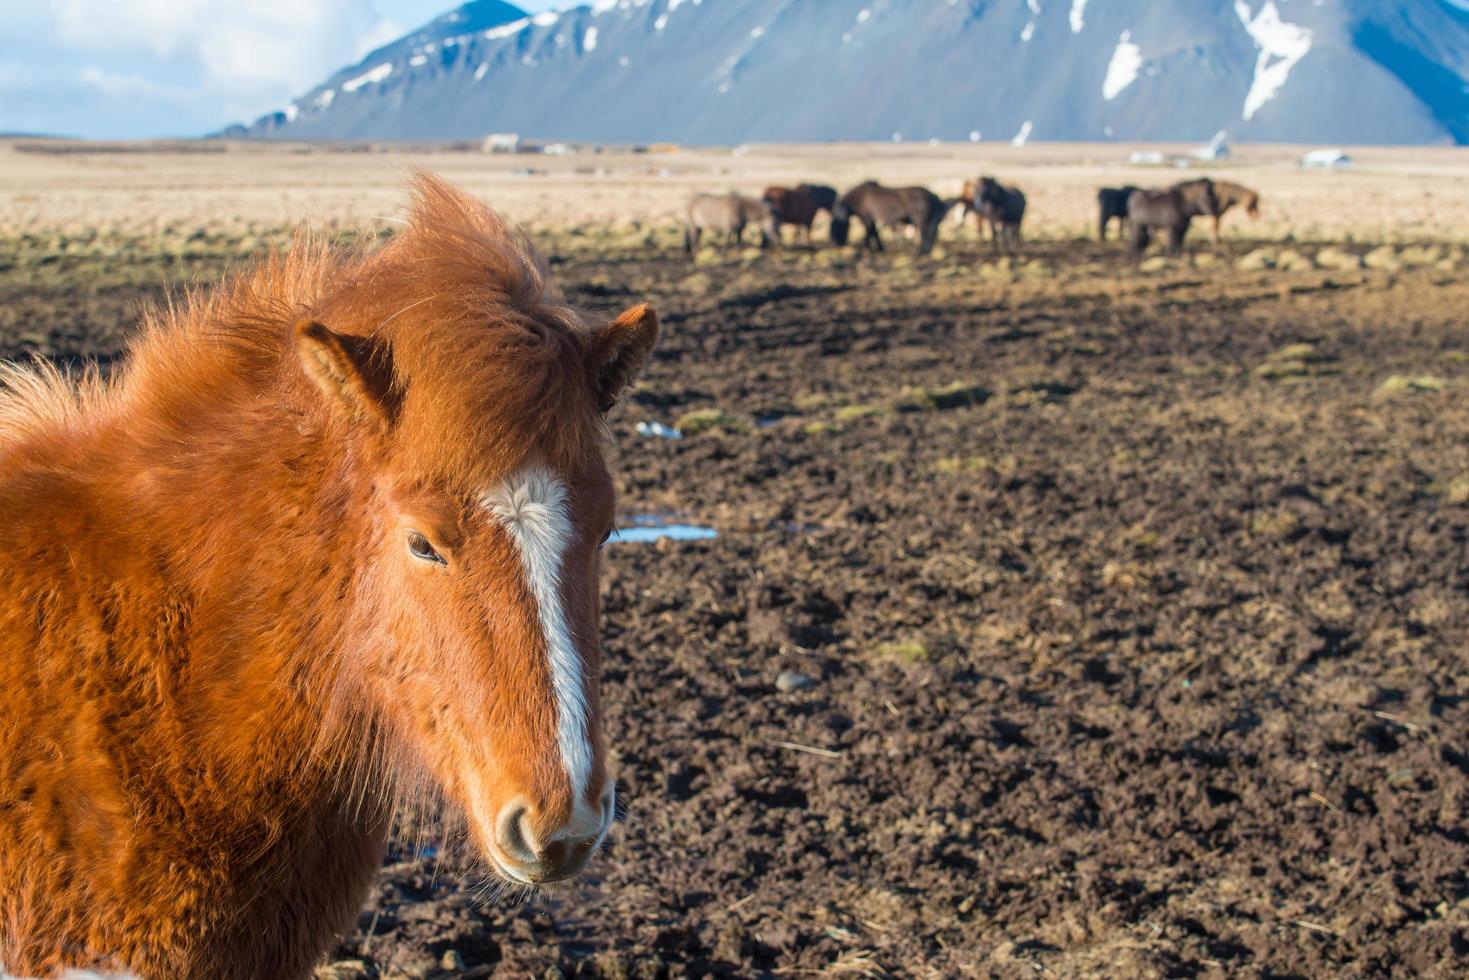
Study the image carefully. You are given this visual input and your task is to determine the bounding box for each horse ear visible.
[294,319,392,431]
[589,303,658,414]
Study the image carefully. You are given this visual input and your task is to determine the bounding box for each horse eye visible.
[407,531,447,566]
[598,524,615,549]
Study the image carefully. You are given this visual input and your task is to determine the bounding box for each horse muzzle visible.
[486,786,615,884]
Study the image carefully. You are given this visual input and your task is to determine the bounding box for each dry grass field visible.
[4,139,1469,242]
[2,142,1467,977]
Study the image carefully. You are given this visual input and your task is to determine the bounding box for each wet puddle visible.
[608,514,719,544]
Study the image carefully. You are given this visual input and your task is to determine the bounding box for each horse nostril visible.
[497,805,534,863]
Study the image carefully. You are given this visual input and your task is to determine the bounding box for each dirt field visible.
[2,146,1468,977]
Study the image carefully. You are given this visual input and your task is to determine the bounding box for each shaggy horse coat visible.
[0,175,657,979]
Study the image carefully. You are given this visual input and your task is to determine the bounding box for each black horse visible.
[830,181,956,255]
[796,183,839,215]
[974,176,1026,254]
[1097,185,1139,241]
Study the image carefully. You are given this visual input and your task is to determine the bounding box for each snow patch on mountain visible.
[1235,0,1313,120]
[341,62,392,92]
[1103,31,1143,100]
[486,18,531,40]
[1070,0,1089,33]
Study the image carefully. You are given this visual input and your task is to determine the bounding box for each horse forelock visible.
[72,173,599,488]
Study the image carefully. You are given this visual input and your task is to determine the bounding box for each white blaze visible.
[481,467,591,795]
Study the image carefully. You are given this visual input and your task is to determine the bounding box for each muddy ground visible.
[2,228,1467,978]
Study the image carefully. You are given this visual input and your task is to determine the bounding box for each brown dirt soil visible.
[2,231,1467,978]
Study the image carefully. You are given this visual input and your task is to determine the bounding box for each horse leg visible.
[1168,223,1185,257]
[685,225,700,259]
[1128,225,1148,262]
[1212,215,1221,244]
[865,219,883,252]
[1100,213,1109,241]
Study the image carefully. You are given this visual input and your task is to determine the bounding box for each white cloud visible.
[54,0,399,93]
[0,0,404,137]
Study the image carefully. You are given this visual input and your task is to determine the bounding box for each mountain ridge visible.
[228,0,1469,145]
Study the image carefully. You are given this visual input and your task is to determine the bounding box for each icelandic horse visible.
[0,174,658,979]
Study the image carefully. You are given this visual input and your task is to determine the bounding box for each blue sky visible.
[0,0,558,139]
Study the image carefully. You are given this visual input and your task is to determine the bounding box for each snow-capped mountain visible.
[231,0,1469,145]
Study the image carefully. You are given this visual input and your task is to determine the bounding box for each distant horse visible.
[763,185,822,244]
[1097,185,1139,240]
[1206,180,1260,242]
[0,174,657,979]
[974,176,1026,254]
[1126,178,1218,260]
[830,181,957,255]
[796,183,839,216]
[955,179,993,242]
[684,192,778,257]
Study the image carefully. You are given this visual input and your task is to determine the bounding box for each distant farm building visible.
[482,133,521,154]
[1301,148,1352,168]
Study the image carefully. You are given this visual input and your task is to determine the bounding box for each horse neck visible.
[109,364,384,808]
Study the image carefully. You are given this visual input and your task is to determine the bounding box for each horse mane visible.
[0,173,599,483]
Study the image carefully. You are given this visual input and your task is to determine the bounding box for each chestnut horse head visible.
[292,176,657,884]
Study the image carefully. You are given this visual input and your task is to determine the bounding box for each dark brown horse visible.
[1207,180,1261,242]
[1126,178,1218,260]
[1097,185,1139,240]
[762,186,821,244]
[974,176,1026,254]
[830,181,956,255]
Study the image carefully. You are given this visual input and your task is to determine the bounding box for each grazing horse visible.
[762,185,822,244]
[683,192,778,257]
[0,174,658,980]
[1206,180,1261,242]
[974,176,1026,254]
[1126,178,1219,261]
[1097,185,1139,240]
[830,181,956,255]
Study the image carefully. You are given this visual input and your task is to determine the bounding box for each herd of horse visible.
[684,175,1260,262]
